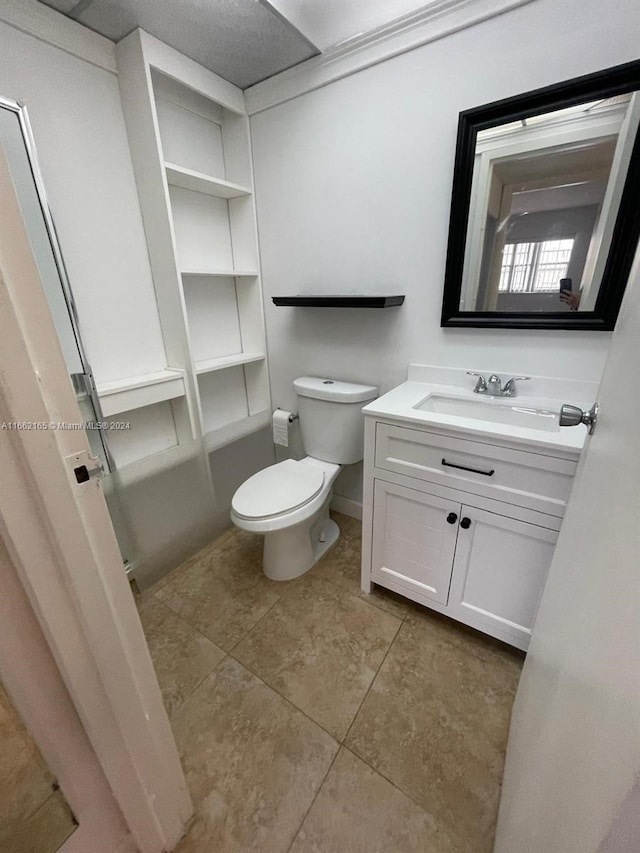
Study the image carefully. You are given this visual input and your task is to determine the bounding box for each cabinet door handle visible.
[441,458,495,477]
[460,517,472,529]
[446,512,458,524]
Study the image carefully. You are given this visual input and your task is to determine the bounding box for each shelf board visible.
[97,369,186,416]
[181,269,259,278]
[195,352,265,375]
[164,162,251,199]
[204,410,271,453]
[107,440,203,489]
[272,295,405,308]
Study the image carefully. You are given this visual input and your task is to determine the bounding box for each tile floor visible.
[137,512,524,853]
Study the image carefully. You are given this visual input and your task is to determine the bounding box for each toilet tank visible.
[293,377,378,465]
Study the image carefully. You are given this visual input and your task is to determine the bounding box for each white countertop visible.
[363,380,588,456]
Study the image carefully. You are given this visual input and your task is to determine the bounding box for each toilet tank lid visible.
[294,377,378,403]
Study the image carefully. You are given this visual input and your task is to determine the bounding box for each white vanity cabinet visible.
[362,419,579,650]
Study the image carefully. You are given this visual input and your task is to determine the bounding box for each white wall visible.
[0,8,274,578]
[494,233,640,853]
[251,0,640,500]
[0,14,166,385]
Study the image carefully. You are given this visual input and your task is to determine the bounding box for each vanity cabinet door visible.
[371,480,459,605]
[448,506,558,650]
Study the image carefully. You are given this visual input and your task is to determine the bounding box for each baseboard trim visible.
[330,494,362,520]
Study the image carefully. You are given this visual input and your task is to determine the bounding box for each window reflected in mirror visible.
[0,678,76,852]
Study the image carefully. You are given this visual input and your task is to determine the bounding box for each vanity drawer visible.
[374,422,577,515]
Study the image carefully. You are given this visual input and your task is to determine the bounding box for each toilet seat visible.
[231,459,325,520]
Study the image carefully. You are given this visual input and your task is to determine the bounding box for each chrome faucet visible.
[466,372,487,393]
[502,376,531,397]
[467,370,487,394]
[467,372,531,397]
[487,374,503,396]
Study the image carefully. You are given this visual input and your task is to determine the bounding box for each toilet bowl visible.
[231,457,340,581]
[230,376,378,581]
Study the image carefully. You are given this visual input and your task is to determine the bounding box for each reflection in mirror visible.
[0,677,76,852]
[442,61,640,330]
[461,94,638,313]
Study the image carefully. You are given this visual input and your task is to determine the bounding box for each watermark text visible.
[1,421,131,431]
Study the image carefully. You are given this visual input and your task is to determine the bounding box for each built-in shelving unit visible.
[164,162,251,199]
[115,29,270,461]
[179,269,259,278]
[195,352,265,375]
[96,368,191,469]
[272,295,406,308]
[97,369,185,417]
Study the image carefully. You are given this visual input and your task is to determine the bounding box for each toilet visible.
[231,377,378,581]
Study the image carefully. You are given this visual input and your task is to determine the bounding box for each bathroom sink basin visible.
[414,394,559,432]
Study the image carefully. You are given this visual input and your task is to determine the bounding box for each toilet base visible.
[263,499,339,581]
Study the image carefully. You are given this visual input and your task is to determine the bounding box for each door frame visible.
[0,133,191,851]
[0,94,116,470]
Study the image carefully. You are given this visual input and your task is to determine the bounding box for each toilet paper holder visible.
[278,409,298,423]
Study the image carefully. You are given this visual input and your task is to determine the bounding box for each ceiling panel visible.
[39,0,79,11]
[266,0,440,50]
[38,0,318,88]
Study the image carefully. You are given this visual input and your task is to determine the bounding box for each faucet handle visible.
[467,371,487,394]
[487,374,502,395]
[503,376,531,397]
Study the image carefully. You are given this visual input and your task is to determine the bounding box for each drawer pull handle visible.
[446,512,458,525]
[441,458,495,477]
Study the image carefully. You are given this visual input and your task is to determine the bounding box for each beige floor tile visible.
[157,526,239,591]
[313,519,410,620]
[404,603,526,670]
[233,575,401,740]
[345,614,523,853]
[290,747,456,853]
[156,529,284,650]
[139,597,225,716]
[131,526,238,607]
[330,511,363,544]
[172,657,338,853]
[3,791,77,853]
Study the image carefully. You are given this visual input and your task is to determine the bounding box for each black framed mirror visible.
[441,60,640,330]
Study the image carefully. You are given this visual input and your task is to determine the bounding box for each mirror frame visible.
[441,59,640,331]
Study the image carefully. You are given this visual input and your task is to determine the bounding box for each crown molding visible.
[244,0,537,115]
[0,0,117,74]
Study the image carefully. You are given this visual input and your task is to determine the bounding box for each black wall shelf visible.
[272,295,405,308]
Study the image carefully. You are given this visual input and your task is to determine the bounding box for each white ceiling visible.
[38,0,319,88]
[267,0,439,50]
[38,0,441,87]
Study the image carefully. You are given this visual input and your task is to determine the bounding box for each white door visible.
[371,479,458,604]
[494,245,640,850]
[0,138,191,851]
[448,506,558,651]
